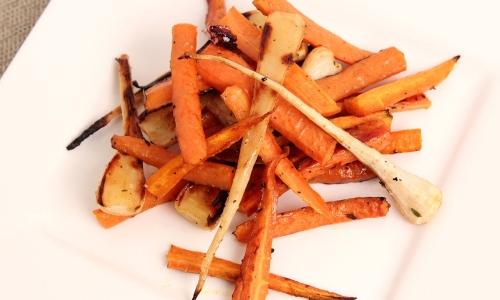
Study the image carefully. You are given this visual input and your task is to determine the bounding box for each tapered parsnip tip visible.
[192,288,201,300]
[383,169,443,224]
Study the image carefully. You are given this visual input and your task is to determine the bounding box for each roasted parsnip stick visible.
[192,12,307,299]
[181,52,445,224]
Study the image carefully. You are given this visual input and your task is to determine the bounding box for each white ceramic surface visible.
[1,0,499,299]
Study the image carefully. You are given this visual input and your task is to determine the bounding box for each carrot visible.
[317,47,407,102]
[300,127,421,182]
[253,0,372,64]
[239,123,391,216]
[309,161,376,184]
[220,85,252,120]
[234,197,390,242]
[196,42,255,94]
[297,121,391,181]
[170,24,207,165]
[270,97,338,166]
[167,245,355,300]
[387,93,432,112]
[221,85,330,216]
[336,93,432,116]
[344,55,460,116]
[380,129,422,154]
[330,110,393,131]
[145,113,269,199]
[205,0,226,28]
[111,135,235,190]
[93,181,187,229]
[219,7,262,62]
[233,154,282,300]
[282,63,341,116]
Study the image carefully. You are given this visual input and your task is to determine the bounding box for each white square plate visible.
[1,0,499,299]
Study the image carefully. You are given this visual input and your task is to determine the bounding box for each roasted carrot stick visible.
[220,6,262,62]
[270,97,338,166]
[387,93,432,112]
[282,63,341,116]
[380,129,422,154]
[205,0,226,28]
[170,24,207,165]
[93,181,187,229]
[239,123,391,216]
[167,245,355,300]
[146,113,269,199]
[221,85,330,216]
[297,121,391,181]
[344,55,460,116]
[111,135,235,190]
[220,85,252,120]
[317,47,407,102]
[234,197,390,242]
[336,93,432,115]
[253,0,372,64]
[233,154,282,300]
[196,42,255,94]
[309,160,376,184]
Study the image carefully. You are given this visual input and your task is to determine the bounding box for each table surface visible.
[0,0,50,78]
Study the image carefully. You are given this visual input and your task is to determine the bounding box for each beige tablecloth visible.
[0,0,50,78]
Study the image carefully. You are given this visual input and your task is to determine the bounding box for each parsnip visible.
[192,12,307,299]
[96,55,146,216]
[181,52,446,225]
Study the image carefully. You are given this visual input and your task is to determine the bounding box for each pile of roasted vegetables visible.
[67,0,459,298]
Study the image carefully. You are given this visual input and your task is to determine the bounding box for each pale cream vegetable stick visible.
[96,55,146,216]
[192,12,306,299]
[182,52,443,225]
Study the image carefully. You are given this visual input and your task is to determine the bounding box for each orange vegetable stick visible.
[205,0,226,28]
[336,93,432,115]
[111,135,235,190]
[297,121,391,181]
[220,7,262,62]
[282,63,341,117]
[309,160,376,184]
[167,245,355,300]
[253,0,372,64]
[220,85,252,120]
[344,55,460,116]
[317,47,407,102]
[196,42,256,94]
[387,93,432,112]
[221,84,330,216]
[239,123,391,215]
[233,154,282,300]
[234,197,390,242]
[270,97,338,166]
[380,129,422,154]
[170,24,207,165]
[146,113,269,199]
[93,181,187,229]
